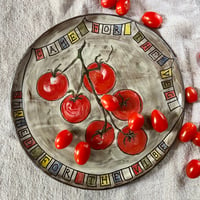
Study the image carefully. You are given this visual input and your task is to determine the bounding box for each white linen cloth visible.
[1,0,200,199]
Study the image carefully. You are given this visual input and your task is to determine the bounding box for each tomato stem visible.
[76,55,104,94]
[95,54,104,64]
[61,43,86,74]
[118,93,129,107]
[105,45,113,63]
[51,64,62,77]
[67,89,75,96]
[62,40,123,137]
[67,90,83,102]
[123,131,135,145]
[106,110,122,132]
[69,95,83,102]
[75,41,110,129]
[91,127,112,140]
[77,41,125,135]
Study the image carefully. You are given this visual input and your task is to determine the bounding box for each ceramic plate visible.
[11,14,184,190]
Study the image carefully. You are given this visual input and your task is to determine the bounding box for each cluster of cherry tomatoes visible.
[38,7,200,181]
[100,94,169,155]
[55,130,90,165]
[178,86,200,178]
[101,0,130,16]
[37,53,149,164]
[101,1,163,29]
[54,95,168,165]
[39,54,168,165]
[101,94,168,133]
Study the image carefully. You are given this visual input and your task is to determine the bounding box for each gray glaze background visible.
[1,0,200,199]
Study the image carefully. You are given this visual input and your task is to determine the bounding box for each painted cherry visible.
[117,126,147,155]
[61,94,91,123]
[85,120,115,150]
[37,72,68,101]
[83,62,116,95]
[112,89,143,121]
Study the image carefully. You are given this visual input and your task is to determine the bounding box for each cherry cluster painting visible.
[36,40,148,165]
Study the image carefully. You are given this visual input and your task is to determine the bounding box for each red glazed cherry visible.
[83,62,116,95]
[151,110,168,132]
[186,159,200,179]
[179,122,197,142]
[192,132,200,147]
[101,94,119,111]
[141,11,163,28]
[116,0,130,16]
[185,87,198,103]
[55,130,73,149]
[128,112,144,131]
[101,0,117,8]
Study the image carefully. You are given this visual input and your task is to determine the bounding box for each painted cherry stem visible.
[50,64,62,77]
[76,41,123,136]
[122,130,136,145]
[118,93,130,107]
[76,41,109,131]
[59,41,125,138]
[67,90,83,102]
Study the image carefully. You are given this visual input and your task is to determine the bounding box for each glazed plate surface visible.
[11,14,184,189]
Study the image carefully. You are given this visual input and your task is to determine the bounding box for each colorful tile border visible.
[11,88,182,189]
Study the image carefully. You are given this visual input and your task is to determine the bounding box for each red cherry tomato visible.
[179,122,197,142]
[117,126,147,155]
[74,141,91,165]
[141,11,163,28]
[101,0,117,8]
[61,94,91,123]
[185,87,198,103]
[151,110,168,133]
[128,112,144,131]
[85,120,115,150]
[83,62,116,95]
[112,89,143,121]
[37,72,68,101]
[55,130,73,149]
[192,132,200,147]
[186,159,200,179]
[101,94,119,111]
[116,0,130,16]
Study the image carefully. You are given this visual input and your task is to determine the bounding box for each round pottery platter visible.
[11,14,184,190]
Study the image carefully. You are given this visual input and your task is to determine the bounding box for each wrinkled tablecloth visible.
[1,0,200,199]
